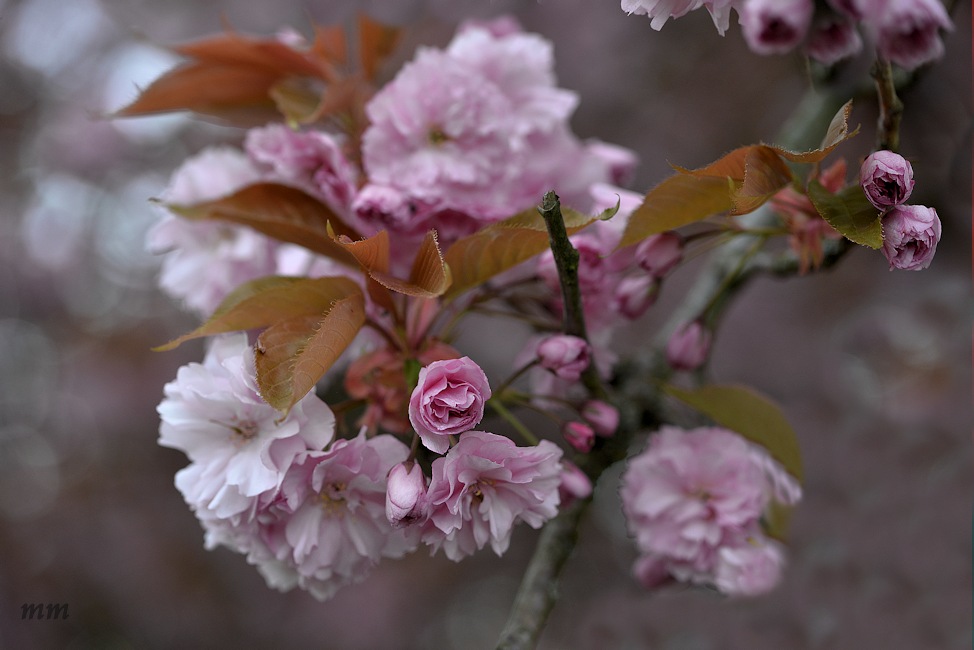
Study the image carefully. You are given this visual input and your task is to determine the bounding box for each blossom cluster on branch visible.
[117,6,953,639]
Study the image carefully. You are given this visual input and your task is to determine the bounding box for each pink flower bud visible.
[634,232,683,279]
[871,0,953,71]
[859,151,915,209]
[537,335,590,382]
[880,204,941,271]
[558,461,593,507]
[386,462,429,528]
[739,0,814,56]
[408,357,491,454]
[581,400,619,437]
[614,275,659,320]
[563,421,595,453]
[666,321,712,371]
[805,16,863,66]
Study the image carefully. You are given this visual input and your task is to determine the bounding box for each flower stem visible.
[871,58,903,152]
[489,399,539,446]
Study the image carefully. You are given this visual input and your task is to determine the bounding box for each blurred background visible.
[0,0,970,648]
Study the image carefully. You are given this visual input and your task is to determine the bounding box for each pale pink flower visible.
[252,432,418,600]
[158,333,334,519]
[147,147,278,316]
[409,357,492,454]
[622,0,740,36]
[881,204,942,271]
[666,321,712,371]
[245,124,358,215]
[422,431,563,560]
[805,15,863,66]
[739,0,814,55]
[386,461,429,528]
[621,427,770,575]
[714,538,786,596]
[536,335,591,382]
[859,150,915,209]
[870,0,953,70]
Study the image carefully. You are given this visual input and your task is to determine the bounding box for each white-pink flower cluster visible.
[158,334,418,599]
[620,426,801,596]
[357,19,627,243]
[621,0,953,70]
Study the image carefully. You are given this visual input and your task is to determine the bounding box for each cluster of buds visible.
[859,151,942,271]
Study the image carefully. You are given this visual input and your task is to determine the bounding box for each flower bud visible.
[581,400,619,437]
[386,462,428,528]
[859,151,915,210]
[805,16,863,66]
[558,461,593,507]
[666,321,712,371]
[740,0,814,56]
[537,335,590,382]
[563,421,595,453]
[880,204,941,271]
[614,275,659,320]
[634,232,683,279]
[871,0,953,71]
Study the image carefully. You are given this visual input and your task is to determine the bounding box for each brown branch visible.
[871,58,903,152]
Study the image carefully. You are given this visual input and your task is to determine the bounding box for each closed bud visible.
[666,321,712,371]
[581,400,619,437]
[386,462,428,528]
[537,335,590,382]
[859,151,915,210]
[635,232,683,279]
[563,421,595,453]
[614,275,659,319]
[558,461,593,507]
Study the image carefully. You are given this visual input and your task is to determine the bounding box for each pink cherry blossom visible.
[581,400,620,437]
[408,357,492,454]
[869,0,953,70]
[146,147,278,316]
[739,0,814,55]
[158,333,334,520]
[422,431,563,560]
[881,204,942,271]
[558,461,593,507]
[622,0,740,36]
[713,538,786,596]
[614,275,659,320]
[805,15,863,66]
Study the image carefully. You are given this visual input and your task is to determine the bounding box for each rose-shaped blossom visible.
[408,357,492,454]
[158,333,335,520]
[581,400,620,437]
[386,461,429,528]
[739,0,814,55]
[536,335,591,382]
[665,321,712,371]
[563,421,595,453]
[880,204,942,271]
[635,231,684,279]
[869,0,953,71]
[805,15,863,66]
[713,539,786,596]
[621,426,797,592]
[250,432,419,600]
[421,431,563,560]
[859,150,915,209]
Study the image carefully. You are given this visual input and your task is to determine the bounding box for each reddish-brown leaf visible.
[731,146,794,215]
[255,293,366,412]
[358,14,401,81]
[168,182,360,266]
[155,275,363,351]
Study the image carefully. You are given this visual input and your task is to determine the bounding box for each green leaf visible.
[663,383,803,483]
[773,99,859,163]
[617,174,735,250]
[443,205,596,299]
[168,182,361,266]
[807,181,883,249]
[155,275,364,351]
[255,293,366,413]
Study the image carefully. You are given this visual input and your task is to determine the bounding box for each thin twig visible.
[871,58,903,152]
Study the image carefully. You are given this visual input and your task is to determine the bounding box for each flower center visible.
[427,126,450,146]
[319,482,347,516]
